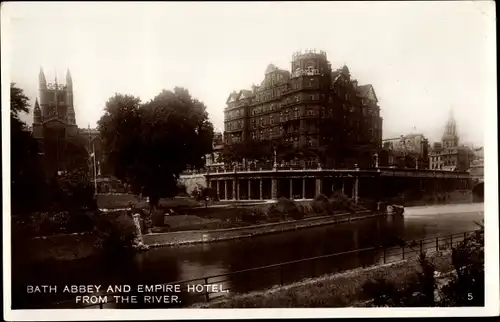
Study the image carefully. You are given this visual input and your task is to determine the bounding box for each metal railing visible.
[39,230,477,309]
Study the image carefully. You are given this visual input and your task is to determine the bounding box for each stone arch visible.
[472,181,484,203]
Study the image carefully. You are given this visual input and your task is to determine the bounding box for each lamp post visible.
[92,142,97,194]
[273,147,277,171]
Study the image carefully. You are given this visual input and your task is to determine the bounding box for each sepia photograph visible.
[2,1,498,320]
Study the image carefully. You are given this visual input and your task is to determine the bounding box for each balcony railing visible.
[180,165,471,178]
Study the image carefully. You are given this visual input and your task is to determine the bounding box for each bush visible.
[362,253,437,307]
[93,211,137,257]
[312,194,329,213]
[301,203,314,214]
[13,210,96,237]
[362,225,484,307]
[266,204,282,222]
[329,192,363,214]
[290,207,305,220]
[362,277,401,307]
[241,207,267,224]
[267,197,305,221]
[46,170,97,213]
[439,226,484,306]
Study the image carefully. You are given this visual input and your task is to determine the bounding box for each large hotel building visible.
[223,50,383,169]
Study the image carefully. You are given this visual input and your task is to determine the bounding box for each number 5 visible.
[468,293,473,300]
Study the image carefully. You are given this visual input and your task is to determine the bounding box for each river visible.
[12,203,484,309]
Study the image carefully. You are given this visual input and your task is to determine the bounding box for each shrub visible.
[329,192,362,214]
[268,197,305,221]
[46,170,97,213]
[301,203,314,214]
[290,207,305,220]
[362,253,437,307]
[14,210,96,237]
[92,211,137,257]
[439,226,484,306]
[362,277,401,307]
[362,226,484,307]
[266,204,282,222]
[312,194,329,213]
[241,207,267,224]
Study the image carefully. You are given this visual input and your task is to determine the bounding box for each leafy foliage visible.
[92,211,137,258]
[62,135,91,172]
[240,207,268,224]
[362,226,484,307]
[439,226,484,306]
[10,83,97,238]
[13,210,96,237]
[46,169,97,213]
[10,83,46,215]
[98,88,214,207]
[362,253,437,307]
[10,83,30,119]
[192,187,218,201]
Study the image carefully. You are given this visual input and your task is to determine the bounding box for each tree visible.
[10,83,46,215]
[63,135,91,173]
[98,88,214,209]
[10,83,30,120]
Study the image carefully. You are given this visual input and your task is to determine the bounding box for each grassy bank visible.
[192,251,453,308]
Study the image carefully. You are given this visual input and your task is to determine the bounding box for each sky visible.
[4,1,496,146]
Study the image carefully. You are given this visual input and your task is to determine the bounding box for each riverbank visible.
[191,250,454,308]
[142,210,385,247]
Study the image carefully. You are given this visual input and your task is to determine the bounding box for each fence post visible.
[204,277,210,302]
[402,246,405,260]
[383,248,386,264]
[436,237,439,251]
[463,231,467,241]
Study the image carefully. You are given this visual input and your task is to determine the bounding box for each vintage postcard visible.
[2,1,498,320]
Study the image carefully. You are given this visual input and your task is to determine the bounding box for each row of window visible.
[251,93,322,115]
[227,116,380,135]
[250,108,321,127]
[226,116,379,133]
[229,87,379,117]
[226,120,244,131]
[225,108,246,120]
[255,78,321,103]
[261,73,287,89]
